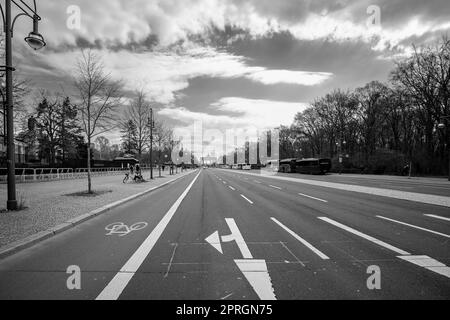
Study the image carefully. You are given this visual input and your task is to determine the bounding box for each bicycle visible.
[123,173,130,183]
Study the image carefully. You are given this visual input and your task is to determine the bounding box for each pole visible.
[5,0,17,210]
[149,108,153,180]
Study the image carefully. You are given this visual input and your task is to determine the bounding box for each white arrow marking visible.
[222,218,253,259]
[234,259,276,300]
[205,231,223,254]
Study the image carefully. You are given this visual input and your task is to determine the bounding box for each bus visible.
[295,158,331,174]
[278,158,297,173]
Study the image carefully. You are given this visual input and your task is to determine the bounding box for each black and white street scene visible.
[0,0,449,303]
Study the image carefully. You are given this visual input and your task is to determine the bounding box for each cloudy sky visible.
[10,0,450,145]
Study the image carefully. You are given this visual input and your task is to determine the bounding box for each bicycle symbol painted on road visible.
[105,222,148,237]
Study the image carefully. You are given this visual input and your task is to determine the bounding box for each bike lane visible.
[0,170,198,299]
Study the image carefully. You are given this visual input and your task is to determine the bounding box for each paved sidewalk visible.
[0,169,192,248]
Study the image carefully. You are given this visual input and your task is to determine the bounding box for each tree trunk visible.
[87,135,92,193]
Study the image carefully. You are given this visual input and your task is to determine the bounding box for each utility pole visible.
[148,109,154,180]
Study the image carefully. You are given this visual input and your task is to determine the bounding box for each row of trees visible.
[15,50,178,193]
[279,36,450,175]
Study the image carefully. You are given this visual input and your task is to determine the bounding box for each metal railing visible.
[0,167,131,183]
[0,165,188,184]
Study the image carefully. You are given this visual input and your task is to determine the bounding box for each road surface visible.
[0,168,449,299]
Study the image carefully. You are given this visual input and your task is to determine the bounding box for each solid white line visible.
[298,193,328,203]
[240,194,254,204]
[424,214,450,222]
[96,171,201,300]
[271,218,329,260]
[377,216,450,238]
[318,217,410,255]
[269,185,282,190]
[229,186,236,191]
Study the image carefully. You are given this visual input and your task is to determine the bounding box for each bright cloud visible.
[159,97,308,130]
[21,0,449,55]
[37,46,331,104]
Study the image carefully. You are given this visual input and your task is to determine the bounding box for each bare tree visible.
[153,121,170,177]
[123,89,151,160]
[74,50,123,193]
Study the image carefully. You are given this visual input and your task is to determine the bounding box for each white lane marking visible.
[205,231,223,254]
[298,193,328,203]
[96,171,201,300]
[377,216,450,239]
[223,181,227,184]
[229,186,236,191]
[269,185,282,190]
[222,218,253,259]
[271,218,329,260]
[240,194,254,205]
[234,259,276,300]
[254,180,262,184]
[424,214,450,222]
[398,255,450,279]
[318,217,410,255]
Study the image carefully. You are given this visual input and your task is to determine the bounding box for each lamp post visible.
[1,0,46,210]
[147,108,154,180]
[438,115,450,181]
[336,140,346,174]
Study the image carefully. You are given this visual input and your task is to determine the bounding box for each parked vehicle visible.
[278,158,297,173]
[295,158,331,174]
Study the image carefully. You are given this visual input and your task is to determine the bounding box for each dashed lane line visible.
[271,218,329,260]
[318,217,410,255]
[424,214,450,222]
[240,194,254,205]
[298,193,328,203]
[377,215,450,238]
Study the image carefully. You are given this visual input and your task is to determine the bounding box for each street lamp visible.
[24,15,45,50]
[0,0,46,210]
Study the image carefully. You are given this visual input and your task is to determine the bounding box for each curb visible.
[0,170,198,260]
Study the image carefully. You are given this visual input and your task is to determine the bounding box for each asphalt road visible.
[0,168,449,300]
